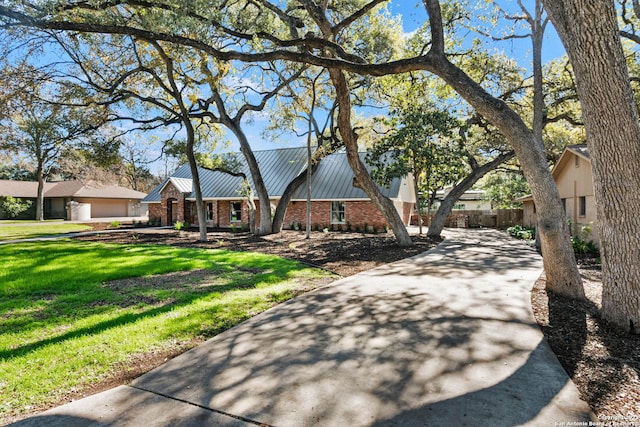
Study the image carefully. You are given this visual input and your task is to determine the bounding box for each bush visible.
[571,236,599,255]
[174,220,184,230]
[110,220,121,228]
[0,196,32,219]
[507,225,535,240]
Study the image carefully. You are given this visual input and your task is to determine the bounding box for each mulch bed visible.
[75,227,441,277]
[531,261,640,423]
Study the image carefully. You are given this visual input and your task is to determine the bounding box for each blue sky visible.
[107,1,568,175]
[207,1,568,167]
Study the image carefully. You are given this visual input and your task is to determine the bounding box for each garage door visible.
[89,200,128,218]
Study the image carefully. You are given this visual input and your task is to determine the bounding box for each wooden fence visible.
[411,209,524,229]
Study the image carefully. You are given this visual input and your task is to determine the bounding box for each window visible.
[579,196,586,217]
[330,201,345,224]
[561,198,566,213]
[206,202,214,221]
[230,201,242,222]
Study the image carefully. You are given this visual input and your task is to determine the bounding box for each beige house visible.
[431,187,492,211]
[0,180,148,220]
[521,144,598,245]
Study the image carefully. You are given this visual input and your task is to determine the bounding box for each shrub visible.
[571,236,599,255]
[507,225,535,240]
[110,220,121,228]
[174,220,184,231]
[0,196,32,219]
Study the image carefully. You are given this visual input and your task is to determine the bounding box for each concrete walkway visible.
[10,229,594,426]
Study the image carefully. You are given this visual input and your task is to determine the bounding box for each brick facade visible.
[153,182,188,226]
[282,200,392,230]
[155,192,411,231]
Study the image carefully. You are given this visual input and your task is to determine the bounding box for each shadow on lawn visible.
[0,241,307,361]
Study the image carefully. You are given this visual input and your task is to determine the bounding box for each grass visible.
[0,223,93,240]
[0,240,335,422]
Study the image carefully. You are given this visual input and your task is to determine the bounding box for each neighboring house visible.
[0,180,148,220]
[143,147,416,230]
[520,144,598,245]
[429,187,492,212]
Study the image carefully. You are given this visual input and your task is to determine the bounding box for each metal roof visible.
[143,147,405,202]
[291,152,402,200]
[168,177,193,194]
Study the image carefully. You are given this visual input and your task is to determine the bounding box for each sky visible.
[197,0,568,176]
[1,1,568,177]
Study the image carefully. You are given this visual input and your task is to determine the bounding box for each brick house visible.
[143,147,415,230]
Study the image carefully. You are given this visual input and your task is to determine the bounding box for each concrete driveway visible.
[10,228,593,426]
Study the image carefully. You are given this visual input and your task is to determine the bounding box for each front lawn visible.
[0,240,335,422]
[0,223,93,240]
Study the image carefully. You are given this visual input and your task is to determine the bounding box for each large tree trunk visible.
[418,0,583,298]
[228,124,273,236]
[428,151,515,238]
[328,69,412,246]
[425,55,583,298]
[544,0,640,333]
[300,0,412,247]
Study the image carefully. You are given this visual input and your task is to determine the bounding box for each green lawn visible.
[0,240,334,422]
[0,223,93,240]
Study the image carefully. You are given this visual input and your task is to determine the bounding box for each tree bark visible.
[329,68,413,247]
[544,0,640,333]
[413,0,582,298]
[423,53,583,298]
[272,167,308,233]
[228,125,273,236]
[303,0,412,247]
[35,164,44,221]
[428,151,515,238]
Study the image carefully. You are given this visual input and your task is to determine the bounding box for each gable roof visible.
[552,144,591,179]
[143,147,406,203]
[518,144,591,203]
[0,180,147,200]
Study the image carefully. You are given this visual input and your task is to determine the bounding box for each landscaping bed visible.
[75,228,442,277]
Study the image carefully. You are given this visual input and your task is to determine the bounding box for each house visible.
[520,144,598,244]
[0,180,148,220]
[143,147,416,230]
[429,187,492,211]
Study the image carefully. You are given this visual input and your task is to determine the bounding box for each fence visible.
[411,209,524,229]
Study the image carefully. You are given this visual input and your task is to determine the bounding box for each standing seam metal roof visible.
[142,147,404,202]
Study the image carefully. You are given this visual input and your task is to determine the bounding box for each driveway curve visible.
[11,228,593,426]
